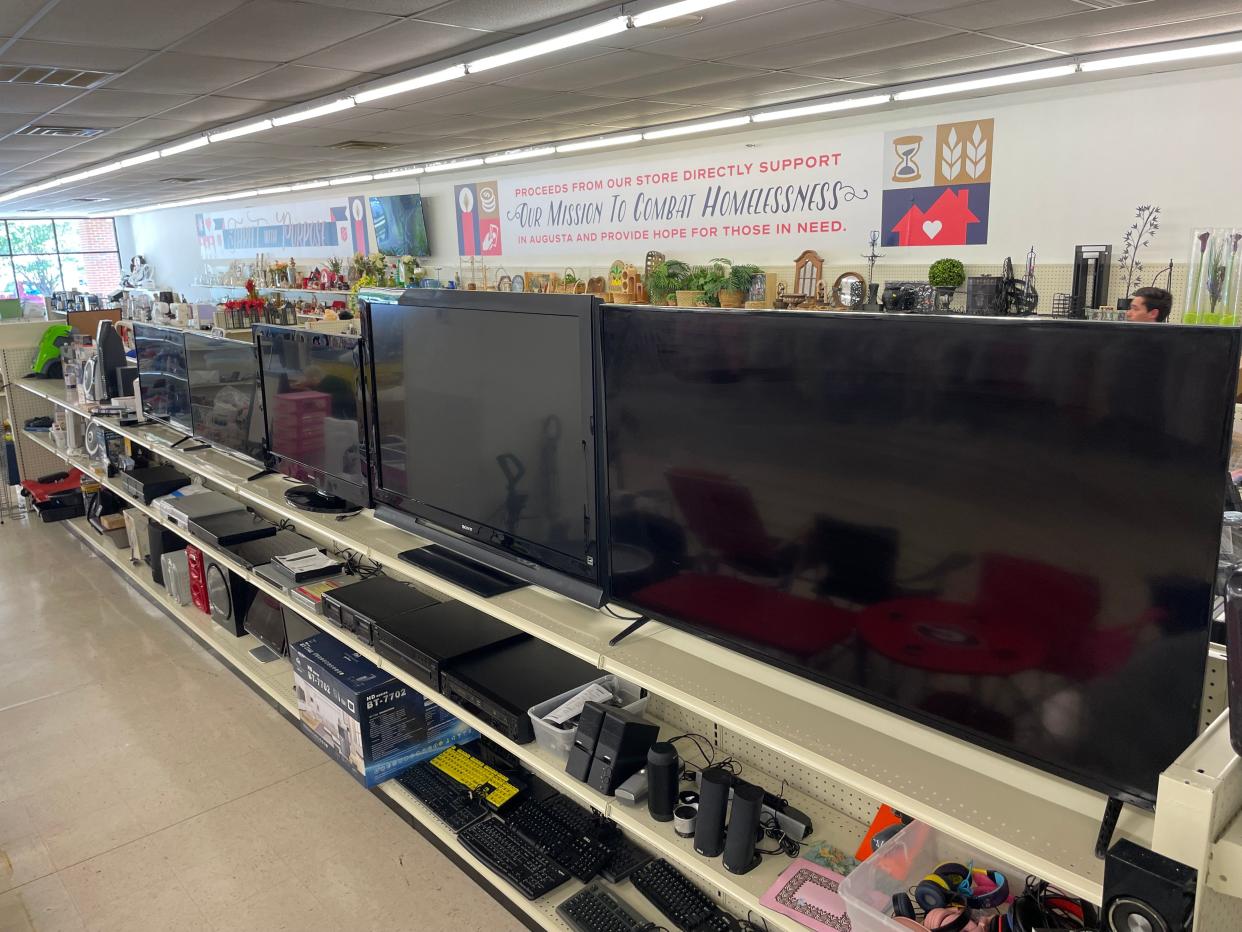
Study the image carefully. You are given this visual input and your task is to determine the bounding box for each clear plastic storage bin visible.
[528,674,649,762]
[839,821,1025,932]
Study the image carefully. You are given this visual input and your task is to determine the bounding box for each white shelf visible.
[190,283,351,299]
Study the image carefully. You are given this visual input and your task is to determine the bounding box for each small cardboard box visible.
[292,633,476,786]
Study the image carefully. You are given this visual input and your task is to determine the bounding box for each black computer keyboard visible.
[507,795,615,881]
[557,881,651,932]
[630,858,739,932]
[458,816,570,900]
[599,835,653,883]
[397,762,488,832]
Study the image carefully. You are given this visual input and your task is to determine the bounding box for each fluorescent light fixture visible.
[329,173,373,186]
[256,185,292,195]
[373,166,424,179]
[217,190,259,201]
[120,151,160,168]
[424,157,484,173]
[753,94,891,122]
[272,97,355,126]
[468,17,628,73]
[159,137,210,157]
[894,64,1077,100]
[1082,38,1242,72]
[353,64,466,104]
[643,115,750,139]
[631,0,738,28]
[291,179,331,191]
[60,162,124,184]
[485,146,555,164]
[556,133,643,153]
[208,118,273,142]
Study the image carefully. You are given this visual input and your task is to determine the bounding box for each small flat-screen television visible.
[133,322,191,433]
[185,331,262,463]
[364,290,605,605]
[369,194,429,257]
[254,325,367,511]
[601,306,1240,805]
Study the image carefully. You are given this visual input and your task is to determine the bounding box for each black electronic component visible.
[694,767,732,858]
[188,511,277,548]
[1071,244,1112,319]
[647,742,679,822]
[120,465,190,503]
[566,701,608,782]
[599,835,653,883]
[722,780,764,875]
[631,858,738,932]
[1226,571,1242,757]
[133,322,191,432]
[94,320,127,401]
[1103,840,1195,932]
[397,761,488,832]
[225,529,317,571]
[587,708,660,796]
[374,599,529,691]
[244,592,289,656]
[507,794,615,881]
[457,816,570,900]
[321,575,437,648]
[146,524,187,586]
[964,275,1007,316]
[557,881,651,932]
[203,555,256,637]
[440,638,599,744]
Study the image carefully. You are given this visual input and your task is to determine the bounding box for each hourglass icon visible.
[892,134,922,183]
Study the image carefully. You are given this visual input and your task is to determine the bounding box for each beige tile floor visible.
[0,518,526,932]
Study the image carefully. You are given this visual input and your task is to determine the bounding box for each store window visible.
[0,217,122,315]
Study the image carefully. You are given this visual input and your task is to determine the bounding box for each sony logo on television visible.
[461,523,475,533]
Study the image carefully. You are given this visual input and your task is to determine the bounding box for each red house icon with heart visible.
[891,188,980,246]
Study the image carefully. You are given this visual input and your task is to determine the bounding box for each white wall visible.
[127,62,1242,288]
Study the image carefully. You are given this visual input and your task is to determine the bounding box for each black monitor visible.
[601,306,1240,806]
[133,322,191,433]
[185,331,262,463]
[253,325,367,512]
[363,290,605,606]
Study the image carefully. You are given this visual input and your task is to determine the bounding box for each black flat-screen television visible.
[253,325,368,510]
[133,322,191,433]
[364,290,605,606]
[185,331,262,463]
[601,306,1240,805]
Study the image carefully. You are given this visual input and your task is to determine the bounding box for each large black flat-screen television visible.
[601,306,1240,805]
[185,331,262,463]
[253,325,367,511]
[133,322,191,433]
[364,290,605,606]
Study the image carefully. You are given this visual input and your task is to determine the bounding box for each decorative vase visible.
[1185,229,1241,326]
[718,289,744,308]
[675,290,705,307]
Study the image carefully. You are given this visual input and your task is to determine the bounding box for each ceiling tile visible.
[608,0,818,49]
[105,53,274,95]
[475,91,617,119]
[858,45,1054,85]
[1035,12,1242,54]
[848,0,976,13]
[160,95,271,123]
[554,98,691,123]
[0,83,83,114]
[398,82,562,115]
[920,0,1083,30]
[96,117,205,141]
[498,50,689,91]
[0,113,40,134]
[413,0,616,32]
[297,0,442,12]
[0,1,50,34]
[666,74,852,107]
[26,0,251,50]
[724,19,959,71]
[991,0,1242,45]
[790,30,1016,79]
[299,18,501,72]
[55,88,197,119]
[186,0,398,63]
[225,63,381,101]
[0,39,150,71]
[587,62,767,99]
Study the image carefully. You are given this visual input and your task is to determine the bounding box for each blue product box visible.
[292,633,477,786]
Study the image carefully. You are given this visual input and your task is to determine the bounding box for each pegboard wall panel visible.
[3,367,61,482]
[1202,651,1228,734]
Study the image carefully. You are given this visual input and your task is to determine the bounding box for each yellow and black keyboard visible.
[429,746,522,809]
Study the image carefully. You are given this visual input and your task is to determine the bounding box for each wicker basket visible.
[675,290,705,307]
[718,289,744,308]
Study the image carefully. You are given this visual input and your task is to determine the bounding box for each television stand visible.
[397,544,526,598]
[283,484,354,514]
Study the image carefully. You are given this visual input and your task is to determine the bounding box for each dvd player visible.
[440,639,599,744]
[322,576,438,646]
[189,511,278,548]
[225,529,317,570]
[375,601,530,691]
[159,490,244,530]
[119,465,189,503]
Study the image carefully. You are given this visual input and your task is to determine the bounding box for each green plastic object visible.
[0,298,20,320]
[30,324,72,378]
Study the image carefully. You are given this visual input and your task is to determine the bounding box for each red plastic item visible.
[185,545,210,615]
[21,467,83,503]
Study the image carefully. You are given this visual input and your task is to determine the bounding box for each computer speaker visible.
[722,780,764,874]
[1103,839,1195,932]
[646,741,679,823]
[694,766,732,858]
[566,701,608,782]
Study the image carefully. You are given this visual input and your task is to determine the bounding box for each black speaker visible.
[646,741,679,823]
[1226,570,1242,755]
[722,780,764,874]
[694,766,732,857]
[587,708,659,795]
[147,525,187,586]
[1103,839,1195,932]
[566,701,608,782]
[203,555,257,637]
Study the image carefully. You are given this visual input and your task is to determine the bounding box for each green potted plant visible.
[647,259,690,305]
[928,258,966,312]
[680,262,730,307]
[720,262,762,308]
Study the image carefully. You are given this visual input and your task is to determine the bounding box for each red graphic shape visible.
[890,188,979,246]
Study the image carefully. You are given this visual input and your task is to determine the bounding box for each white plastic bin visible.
[528,674,649,762]
[839,821,1026,932]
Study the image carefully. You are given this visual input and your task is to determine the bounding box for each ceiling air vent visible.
[332,140,392,151]
[16,125,106,138]
[72,197,109,202]
[0,65,113,89]
[160,177,207,184]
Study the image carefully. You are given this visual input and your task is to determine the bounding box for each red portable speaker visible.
[186,545,210,615]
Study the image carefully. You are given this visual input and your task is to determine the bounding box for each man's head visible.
[1127,287,1173,323]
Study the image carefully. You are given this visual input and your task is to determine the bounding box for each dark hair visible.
[1133,287,1173,322]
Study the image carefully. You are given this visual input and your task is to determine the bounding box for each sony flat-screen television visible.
[601,306,1240,805]
[364,290,605,606]
[369,194,429,257]
[253,325,367,513]
[185,331,263,463]
[133,322,191,433]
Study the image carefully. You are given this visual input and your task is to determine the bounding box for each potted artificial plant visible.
[647,260,690,305]
[718,262,762,308]
[928,258,966,313]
